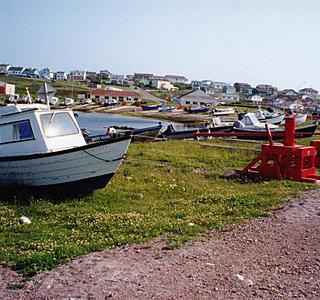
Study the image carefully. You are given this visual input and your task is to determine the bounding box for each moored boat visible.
[86,123,163,142]
[194,122,318,140]
[0,84,131,193]
[141,103,163,111]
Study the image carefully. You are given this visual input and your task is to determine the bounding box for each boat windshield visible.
[40,112,79,137]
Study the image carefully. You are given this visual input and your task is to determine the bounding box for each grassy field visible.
[150,89,192,100]
[0,76,89,99]
[0,139,315,278]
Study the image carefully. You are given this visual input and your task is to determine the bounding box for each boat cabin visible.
[0,107,86,157]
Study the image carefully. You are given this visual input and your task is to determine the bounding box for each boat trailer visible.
[239,117,320,183]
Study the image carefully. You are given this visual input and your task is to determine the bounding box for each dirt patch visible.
[1,189,320,299]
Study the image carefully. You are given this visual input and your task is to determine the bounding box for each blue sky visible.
[1,0,320,90]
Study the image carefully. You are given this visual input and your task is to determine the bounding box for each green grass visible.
[150,89,192,100]
[0,76,89,99]
[0,140,315,277]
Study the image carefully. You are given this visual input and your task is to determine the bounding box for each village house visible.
[223,85,236,94]
[110,74,125,85]
[39,68,54,79]
[247,95,263,103]
[178,90,215,106]
[219,93,240,102]
[78,89,141,104]
[0,81,15,95]
[278,89,298,97]
[7,67,25,76]
[22,68,39,78]
[299,88,318,98]
[126,74,134,80]
[133,73,154,81]
[255,84,276,96]
[242,87,254,98]
[56,71,67,80]
[0,64,11,75]
[165,75,188,84]
[68,70,87,82]
[191,80,202,90]
[234,82,251,92]
[100,70,112,80]
[151,79,177,91]
[211,81,230,90]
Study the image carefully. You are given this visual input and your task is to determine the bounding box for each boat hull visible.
[0,135,131,189]
[161,124,233,140]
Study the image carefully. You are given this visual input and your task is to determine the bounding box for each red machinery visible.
[239,117,320,183]
[310,140,320,168]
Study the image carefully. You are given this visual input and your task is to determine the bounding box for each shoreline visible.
[69,103,214,125]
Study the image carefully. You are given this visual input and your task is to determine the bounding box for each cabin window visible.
[0,120,34,144]
[40,112,79,138]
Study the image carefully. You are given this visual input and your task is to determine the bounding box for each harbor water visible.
[76,111,175,135]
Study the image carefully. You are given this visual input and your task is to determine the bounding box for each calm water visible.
[76,111,176,135]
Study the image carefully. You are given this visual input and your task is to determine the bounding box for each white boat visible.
[253,109,285,125]
[64,98,74,106]
[49,96,59,105]
[211,107,235,116]
[0,84,131,192]
[281,113,307,125]
[236,112,279,129]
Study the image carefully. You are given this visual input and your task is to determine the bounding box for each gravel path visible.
[1,189,320,299]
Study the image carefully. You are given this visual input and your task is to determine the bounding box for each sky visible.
[1,0,320,90]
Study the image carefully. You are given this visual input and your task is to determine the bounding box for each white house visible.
[165,75,188,84]
[248,95,263,103]
[56,71,67,80]
[178,90,215,106]
[211,82,230,90]
[7,67,25,76]
[0,64,11,75]
[68,70,87,82]
[151,79,177,91]
[110,74,125,85]
[39,68,54,79]
[219,93,240,102]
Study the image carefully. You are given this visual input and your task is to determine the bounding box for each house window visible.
[0,120,34,144]
[186,101,190,105]
[119,97,124,101]
[193,102,197,105]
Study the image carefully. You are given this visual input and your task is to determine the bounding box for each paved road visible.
[134,87,166,103]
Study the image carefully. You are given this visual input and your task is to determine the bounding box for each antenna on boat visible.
[44,83,50,110]
[25,87,32,103]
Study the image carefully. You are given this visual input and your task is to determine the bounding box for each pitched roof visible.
[178,89,214,100]
[8,67,24,71]
[165,75,187,80]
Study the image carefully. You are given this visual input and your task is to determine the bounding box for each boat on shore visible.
[141,103,163,111]
[161,117,234,140]
[0,84,131,193]
[211,107,235,116]
[186,106,210,114]
[280,113,308,125]
[194,122,318,140]
[85,123,162,142]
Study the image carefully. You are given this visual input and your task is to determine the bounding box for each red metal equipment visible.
[310,140,320,168]
[239,117,320,183]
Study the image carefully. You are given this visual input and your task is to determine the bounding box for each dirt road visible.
[1,189,320,299]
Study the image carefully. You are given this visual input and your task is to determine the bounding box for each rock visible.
[19,216,31,224]
[232,273,245,282]
[232,273,253,286]
[188,222,195,227]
